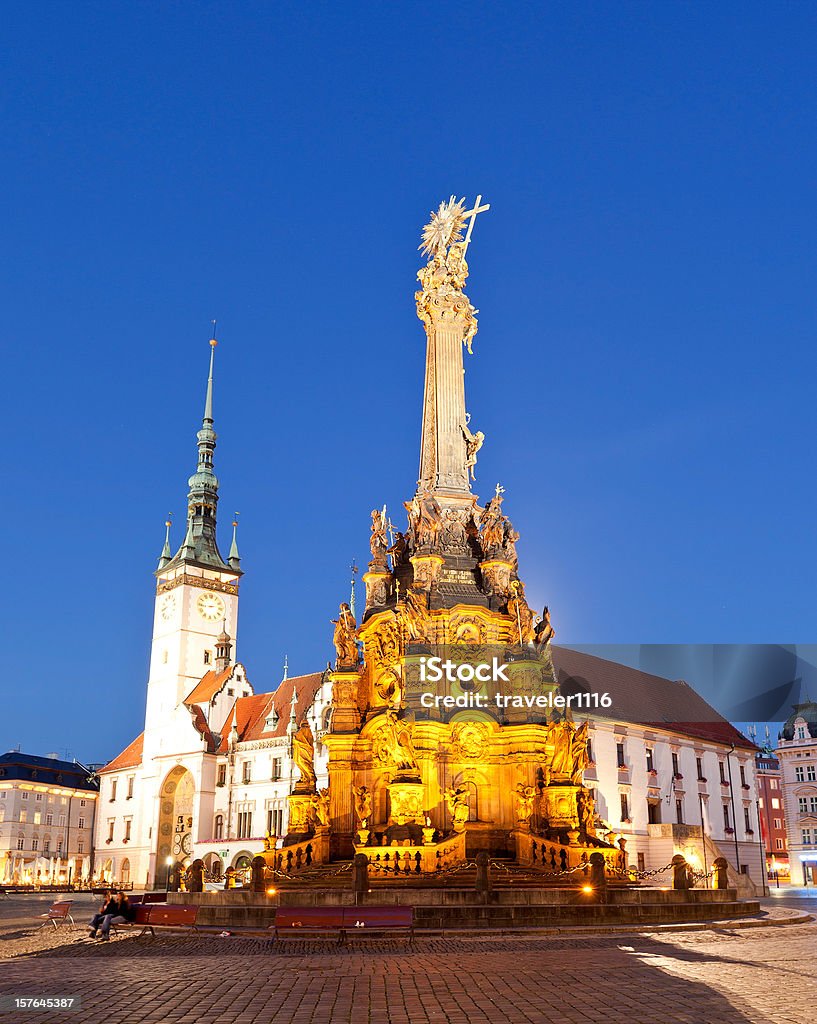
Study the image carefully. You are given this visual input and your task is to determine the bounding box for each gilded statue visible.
[331,602,359,669]
[353,785,373,825]
[292,720,316,792]
[548,717,574,779]
[502,524,520,571]
[398,585,431,642]
[312,788,330,827]
[381,708,418,773]
[570,721,590,785]
[461,420,485,480]
[415,197,488,353]
[369,507,389,567]
[446,784,470,832]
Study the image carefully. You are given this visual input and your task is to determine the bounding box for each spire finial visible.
[283,654,289,681]
[228,512,241,569]
[157,514,173,569]
[204,323,217,424]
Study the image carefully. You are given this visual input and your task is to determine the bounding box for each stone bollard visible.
[475,851,491,899]
[671,854,690,890]
[224,866,236,890]
[713,857,729,890]
[251,856,267,893]
[353,853,369,905]
[589,852,608,903]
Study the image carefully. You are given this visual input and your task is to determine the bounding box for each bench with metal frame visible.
[39,900,75,930]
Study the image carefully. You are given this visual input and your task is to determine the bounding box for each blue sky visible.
[3,2,817,762]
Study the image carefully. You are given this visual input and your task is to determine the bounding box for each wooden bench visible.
[111,903,199,939]
[39,900,75,930]
[271,905,413,943]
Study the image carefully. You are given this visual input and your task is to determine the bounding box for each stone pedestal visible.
[479,558,513,598]
[542,784,580,830]
[387,778,425,826]
[364,568,391,611]
[329,668,362,733]
[410,553,444,592]
[286,792,315,838]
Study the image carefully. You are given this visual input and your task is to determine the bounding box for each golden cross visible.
[462,195,490,254]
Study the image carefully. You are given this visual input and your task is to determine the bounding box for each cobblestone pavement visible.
[0,924,815,1024]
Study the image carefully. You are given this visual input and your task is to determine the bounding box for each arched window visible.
[121,858,130,885]
[214,814,224,840]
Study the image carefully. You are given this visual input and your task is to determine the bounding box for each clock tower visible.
[142,336,243,759]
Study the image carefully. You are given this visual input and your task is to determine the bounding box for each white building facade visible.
[0,752,98,886]
[775,701,817,885]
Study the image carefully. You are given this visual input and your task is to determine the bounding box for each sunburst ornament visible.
[419,196,467,258]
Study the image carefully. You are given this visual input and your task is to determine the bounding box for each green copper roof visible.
[159,339,241,577]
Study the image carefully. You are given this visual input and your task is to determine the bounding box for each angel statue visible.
[515,784,536,824]
[292,720,316,792]
[461,420,485,481]
[479,494,506,554]
[353,785,373,825]
[311,788,331,828]
[331,602,359,669]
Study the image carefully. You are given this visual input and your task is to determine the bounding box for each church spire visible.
[156,517,173,570]
[160,331,240,577]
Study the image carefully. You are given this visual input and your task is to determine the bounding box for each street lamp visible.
[165,855,174,892]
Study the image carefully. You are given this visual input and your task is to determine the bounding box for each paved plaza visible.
[0,895,815,1024]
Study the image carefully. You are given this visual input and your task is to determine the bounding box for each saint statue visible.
[446,784,470,832]
[381,708,418,773]
[331,602,359,669]
[369,507,389,567]
[548,717,574,779]
[533,606,555,649]
[291,720,317,792]
[405,491,442,550]
[353,785,373,825]
[570,721,590,785]
[577,788,596,836]
[479,495,506,554]
[398,585,431,642]
[507,581,536,645]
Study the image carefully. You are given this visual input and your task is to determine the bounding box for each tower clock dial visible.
[197,592,225,622]
[159,594,176,621]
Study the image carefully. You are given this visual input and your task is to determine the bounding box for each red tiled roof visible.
[185,666,234,705]
[215,672,325,753]
[551,647,757,751]
[99,733,144,773]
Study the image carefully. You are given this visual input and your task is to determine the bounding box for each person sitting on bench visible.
[97,891,135,941]
[87,890,114,938]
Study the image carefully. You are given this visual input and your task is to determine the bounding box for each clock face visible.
[197,592,225,622]
[181,833,192,856]
[160,594,176,621]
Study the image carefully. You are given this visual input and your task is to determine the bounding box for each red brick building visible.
[756,750,789,880]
